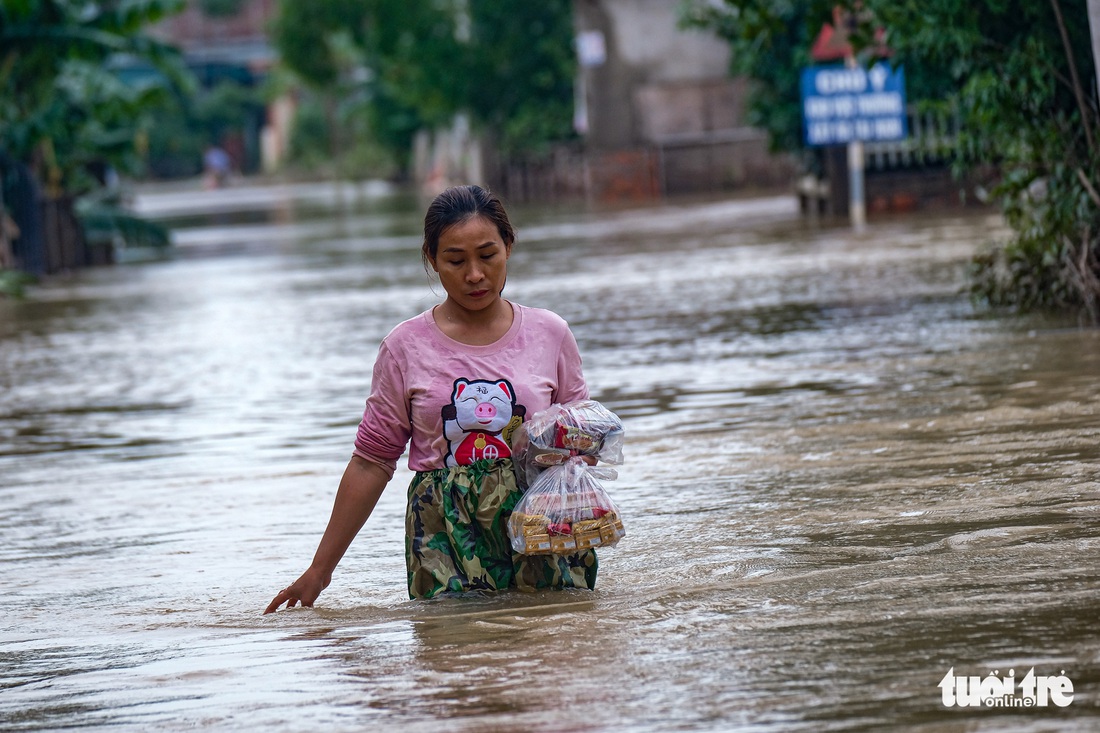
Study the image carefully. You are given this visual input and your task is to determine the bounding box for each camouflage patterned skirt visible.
[405,458,598,599]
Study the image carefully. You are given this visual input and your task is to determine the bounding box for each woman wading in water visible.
[265,185,597,611]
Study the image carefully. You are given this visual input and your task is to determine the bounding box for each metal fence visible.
[864,105,961,170]
[496,130,798,204]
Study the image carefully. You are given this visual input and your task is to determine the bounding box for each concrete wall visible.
[570,0,797,200]
[634,78,747,141]
[604,0,731,80]
[573,0,739,148]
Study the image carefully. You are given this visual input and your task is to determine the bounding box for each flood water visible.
[1,182,1097,731]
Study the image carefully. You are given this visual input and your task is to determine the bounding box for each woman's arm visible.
[264,455,391,613]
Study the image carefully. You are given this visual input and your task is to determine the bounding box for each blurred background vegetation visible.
[268,0,577,179]
[1,0,578,188]
[2,0,1100,322]
[0,0,188,196]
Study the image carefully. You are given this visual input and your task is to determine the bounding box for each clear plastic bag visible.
[508,456,626,555]
[512,399,625,489]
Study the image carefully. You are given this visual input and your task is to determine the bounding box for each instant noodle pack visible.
[508,400,626,555]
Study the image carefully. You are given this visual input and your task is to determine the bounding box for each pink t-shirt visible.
[353,302,589,476]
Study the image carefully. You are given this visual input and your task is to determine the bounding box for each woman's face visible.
[430,215,512,313]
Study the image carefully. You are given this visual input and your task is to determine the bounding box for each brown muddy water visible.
[1,183,1098,732]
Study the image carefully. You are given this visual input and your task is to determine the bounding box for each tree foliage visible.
[198,0,244,18]
[466,3,577,155]
[685,0,1100,322]
[0,0,188,196]
[270,0,577,162]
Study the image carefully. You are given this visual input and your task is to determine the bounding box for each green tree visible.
[272,0,458,160]
[867,1,1100,321]
[685,0,1100,322]
[466,2,577,156]
[270,0,577,167]
[0,0,188,196]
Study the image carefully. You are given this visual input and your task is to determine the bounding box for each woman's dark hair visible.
[422,185,515,267]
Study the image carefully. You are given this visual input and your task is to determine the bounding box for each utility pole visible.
[845,54,866,235]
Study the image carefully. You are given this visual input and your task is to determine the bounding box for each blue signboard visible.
[801,62,907,146]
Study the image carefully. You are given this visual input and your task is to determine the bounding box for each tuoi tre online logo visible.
[939,667,1074,708]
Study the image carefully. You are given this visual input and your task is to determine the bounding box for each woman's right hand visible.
[263,456,390,615]
[264,566,330,614]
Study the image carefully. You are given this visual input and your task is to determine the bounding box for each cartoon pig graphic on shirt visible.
[441,378,526,467]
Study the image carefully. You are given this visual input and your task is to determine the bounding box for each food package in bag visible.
[508,456,625,555]
[512,399,624,488]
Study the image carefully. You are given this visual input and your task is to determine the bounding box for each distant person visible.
[265,184,599,611]
[203,145,231,189]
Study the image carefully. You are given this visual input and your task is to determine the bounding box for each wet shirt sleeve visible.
[352,341,411,478]
[553,325,590,405]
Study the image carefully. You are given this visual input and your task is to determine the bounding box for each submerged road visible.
[1,182,1097,731]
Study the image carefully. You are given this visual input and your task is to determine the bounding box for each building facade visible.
[568,0,797,201]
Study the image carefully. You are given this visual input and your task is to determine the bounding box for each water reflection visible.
[1,186,1097,731]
